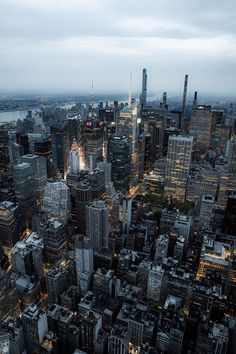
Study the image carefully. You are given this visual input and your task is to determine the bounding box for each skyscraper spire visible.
[181,74,188,131]
[141,68,147,108]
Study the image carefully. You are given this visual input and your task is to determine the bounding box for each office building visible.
[75,235,93,295]
[21,304,48,354]
[227,135,236,187]
[164,135,193,201]
[41,218,67,265]
[174,214,192,249]
[46,258,75,305]
[70,138,80,175]
[75,181,92,234]
[13,162,36,217]
[0,129,9,186]
[224,191,236,236]
[189,105,212,150]
[80,311,102,353]
[108,134,131,192]
[121,196,132,234]
[0,269,19,321]
[108,326,128,354]
[47,304,74,352]
[88,168,105,200]
[42,181,70,224]
[50,122,70,179]
[85,200,109,251]
[22,154,47,202]
[0,201,22,249]
[84,119,104,170]
[147,265,164,302]
[199,195,214,229]
[11,233,44,280]
[1,316,26,354]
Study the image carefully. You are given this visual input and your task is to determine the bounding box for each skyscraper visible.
[75,181,92,234]
[85,200,109,251]
[0,201,22,249]
[164,135,193,201]
[21,304,48,354]
[13,162,36,224]
[0,129,9,187]
[22,154,47,203]
[140,68,147,109]
[42,181,71,224]
[108,134,131,192]
[84,120,104,171]
[75,235,93,295]
[189,105,212,150]
[70,138,80,175]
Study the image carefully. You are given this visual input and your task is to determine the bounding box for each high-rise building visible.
[121,196,132,234]
[21,304,48,354]
[41,218,67,265]
[88,168,105,200]
[0,269,19,320]
[174,214,192,249]
[189,105,212,150]
[140,68,147,109]
[22,154,47,203]
[85,200,109,251]
[181,74,188,131]
[227,135,236,187]
[50,122,70,179]
[80,311,102,353]
[118,103,139,188]
[108,134,131,192]
[224,191,236,236]
[42,181,70,224]
[11,234,44,281]
[70,138,80,175]
[164,135,193,201]
[0,129,9,187]
[13,162,36,222]
[199,195,214,229]
[46,258,75,304]
[75,235,93,295]
[75,181,92,234]
[0,201,22,249]
[147,265,164,302]
[84,120,104,170]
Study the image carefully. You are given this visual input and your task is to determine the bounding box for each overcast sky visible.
[0,0,236,96]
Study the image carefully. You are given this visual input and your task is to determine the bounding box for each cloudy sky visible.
[0,0,235,96]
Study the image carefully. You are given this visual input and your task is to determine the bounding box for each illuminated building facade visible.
[84,120,104,170]
[164,135,193,201]
[189,105,212,150]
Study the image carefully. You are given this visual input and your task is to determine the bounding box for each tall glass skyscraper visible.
[108,134,131,192]
[164,135,193,201]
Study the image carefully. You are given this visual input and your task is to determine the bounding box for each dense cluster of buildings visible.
[0,69,236,353]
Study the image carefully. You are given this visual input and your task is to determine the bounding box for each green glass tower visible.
[108,134,131,192]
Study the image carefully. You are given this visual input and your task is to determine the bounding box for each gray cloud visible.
[0,0,236,95]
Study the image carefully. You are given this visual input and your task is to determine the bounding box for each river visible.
[0,103,75,123]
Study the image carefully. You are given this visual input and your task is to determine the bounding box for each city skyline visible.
[0,0,236,95]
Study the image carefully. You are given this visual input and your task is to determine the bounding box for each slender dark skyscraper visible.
[140,68,147,108]
[181,74,188,130]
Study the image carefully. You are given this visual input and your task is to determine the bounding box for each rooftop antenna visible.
[128,72,132,105]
